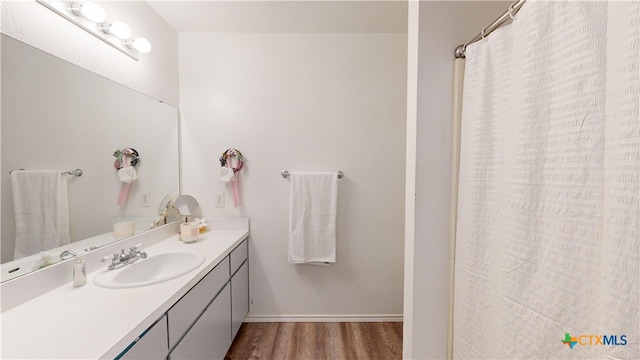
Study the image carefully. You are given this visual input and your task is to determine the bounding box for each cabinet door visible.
[230,238,248,275]
[170,284,232,360]
[119,315,168,360]
[168,257,229,349]
[231,261,249,339]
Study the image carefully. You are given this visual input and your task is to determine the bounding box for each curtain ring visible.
[508,3,516,20]
[481,26,488,40]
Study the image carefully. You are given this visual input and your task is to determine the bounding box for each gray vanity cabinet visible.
[230,239,249,338]
[167,238,249,359]
[169,285,232,360]
[167,256,232,360]
[231,262,249,338]
[167,257,230,349]
[118,315,169,360]
[115,238,249,360]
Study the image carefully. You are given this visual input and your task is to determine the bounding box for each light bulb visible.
[101,21,131,40]
[48,1,65,12]
[71,2,106,23]
[129,37,151,54]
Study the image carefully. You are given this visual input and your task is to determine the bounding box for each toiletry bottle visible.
[73,251,87,287]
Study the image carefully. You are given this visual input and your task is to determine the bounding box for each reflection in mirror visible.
[150,194,178,229]
[173,195,200,217]
[0,34,180,282]
[158,195,174,218]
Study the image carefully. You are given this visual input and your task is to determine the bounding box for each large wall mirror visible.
[1,34,180,282]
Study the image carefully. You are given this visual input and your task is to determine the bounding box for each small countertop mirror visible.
[151,194,178,229]
[158,195,173,217]
[173,195,199,217]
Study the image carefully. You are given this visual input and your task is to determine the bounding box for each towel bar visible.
[281,170,343,179]
[9,168,83,176]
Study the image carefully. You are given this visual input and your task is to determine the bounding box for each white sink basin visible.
[94,251,206,289]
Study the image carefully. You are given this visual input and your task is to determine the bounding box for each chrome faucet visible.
[101,243,147,270]
[59,250,76,261]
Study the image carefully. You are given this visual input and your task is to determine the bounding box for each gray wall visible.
[408,2,508,358]
[179,32,407,318]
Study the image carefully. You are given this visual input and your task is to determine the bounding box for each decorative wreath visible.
[219,148,244,207]
[219,149,243,172]
[113,148,140,206]
[113,148,140,170]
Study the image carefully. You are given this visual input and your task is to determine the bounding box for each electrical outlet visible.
[215,192,225,208]
[141,192,151,207]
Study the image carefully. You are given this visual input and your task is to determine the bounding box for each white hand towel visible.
[288,172,338,264]
[11,171,71,259]
[219,167,235,183]
[117,166,137,183]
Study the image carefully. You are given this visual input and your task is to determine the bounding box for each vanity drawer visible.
[230,238,248,275]
[118,314,168,360]
[167,257,229,349]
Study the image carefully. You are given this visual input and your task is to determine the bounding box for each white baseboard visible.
[244,314,403,323]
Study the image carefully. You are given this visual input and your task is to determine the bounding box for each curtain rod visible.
[454,0,526,59]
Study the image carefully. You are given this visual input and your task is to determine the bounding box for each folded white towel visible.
[117,166,137,183]
[11,171,71,259]
[219,167,235,183]
[288,172,338,264]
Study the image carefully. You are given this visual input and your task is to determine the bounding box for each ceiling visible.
[147,1,408,33]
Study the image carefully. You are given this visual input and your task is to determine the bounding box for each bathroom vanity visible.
[0,218,249,359]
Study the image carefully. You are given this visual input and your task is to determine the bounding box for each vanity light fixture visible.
[127,37,152,54]
[70,2,106,23]
[37,0,152,61]
[47,1,66,12]
[101,21,132,40]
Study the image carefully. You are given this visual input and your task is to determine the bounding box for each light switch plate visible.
[141,192,151,207]
[215,192,225,207]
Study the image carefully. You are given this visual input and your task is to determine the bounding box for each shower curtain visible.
[453,1,639,359]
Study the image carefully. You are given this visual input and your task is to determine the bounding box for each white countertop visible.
[0,225,248,359]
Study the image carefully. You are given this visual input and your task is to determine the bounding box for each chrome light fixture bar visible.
[37,0,152,60]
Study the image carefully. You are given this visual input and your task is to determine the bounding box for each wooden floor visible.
[225,322,403,360]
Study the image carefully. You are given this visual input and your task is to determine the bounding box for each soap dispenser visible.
[73,251,87,287]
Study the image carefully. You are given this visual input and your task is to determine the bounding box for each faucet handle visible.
[101,253,118,262]
[130,243,147,259]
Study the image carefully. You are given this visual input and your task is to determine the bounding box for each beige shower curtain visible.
[453,1,640,359]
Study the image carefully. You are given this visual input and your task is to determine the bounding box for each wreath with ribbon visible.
[113,148,140,206]
[219,149,244,207]
[113,148,139,170]
[219,149,243,172]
